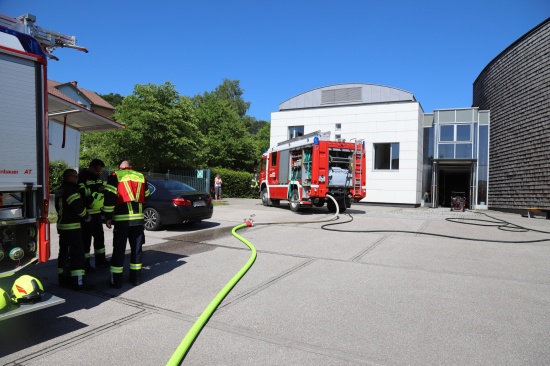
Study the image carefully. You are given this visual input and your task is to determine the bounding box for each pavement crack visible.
[6,310,150,365]
[350,235,389,262]
[215,258,317,313]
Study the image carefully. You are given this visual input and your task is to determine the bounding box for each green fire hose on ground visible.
[166,223,257,366]
[167,195,340,365]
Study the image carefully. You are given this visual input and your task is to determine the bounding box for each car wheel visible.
[289,189,301,212]
[261,188,270,206]
[144,207,162,231]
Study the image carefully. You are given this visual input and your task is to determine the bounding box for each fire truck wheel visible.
[327,199,337,213]
[261,188,270,206]
[337,199,347,213]
[312,198,325,207]
[290,189,301,212]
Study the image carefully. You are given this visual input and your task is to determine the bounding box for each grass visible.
[213,201,229,206]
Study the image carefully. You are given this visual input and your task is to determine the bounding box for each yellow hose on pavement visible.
[166,223,256,365]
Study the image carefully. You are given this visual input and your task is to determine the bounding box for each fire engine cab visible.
[259,131,366,213]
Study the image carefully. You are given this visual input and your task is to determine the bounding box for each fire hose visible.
[167,195,342,365]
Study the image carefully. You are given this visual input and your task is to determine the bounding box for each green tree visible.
[195,79,250,118]
[79,131,115,168]
[98,92,124,108]
[109,82,201,171]
[194,97,257,170]
[255,122,270,154]
[49,160,71,193]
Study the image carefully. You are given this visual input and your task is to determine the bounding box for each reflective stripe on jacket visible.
[55,182,87,231]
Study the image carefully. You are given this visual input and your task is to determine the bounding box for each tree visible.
[195,79,250,118]
[194,97,257,170]
[98,92,124,108]
[86,82,201,172]
[49,160,71,193]
[255,122,270,154]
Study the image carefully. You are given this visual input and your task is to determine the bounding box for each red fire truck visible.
[0,13,88,319]
[259,131,366,213]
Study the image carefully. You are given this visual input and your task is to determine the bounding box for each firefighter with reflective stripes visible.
[78,159,108,271]
[55,169,92,290]
[103,160,150,288]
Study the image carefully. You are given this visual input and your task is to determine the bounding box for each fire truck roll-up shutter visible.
[0,51,39,189]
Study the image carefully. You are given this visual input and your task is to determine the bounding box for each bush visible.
[49,160,72,193]
[210,167,257,198]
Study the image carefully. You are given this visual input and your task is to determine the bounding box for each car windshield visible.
[154,180,197,193]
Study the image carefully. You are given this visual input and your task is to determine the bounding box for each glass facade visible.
[423,109,489,209]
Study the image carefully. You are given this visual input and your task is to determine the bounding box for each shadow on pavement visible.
[267,203,366,216]
[0,248,189,358]
[162,220,221,232]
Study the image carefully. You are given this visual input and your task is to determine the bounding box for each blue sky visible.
[2,1,548,121]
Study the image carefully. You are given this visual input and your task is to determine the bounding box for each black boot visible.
[109,272,123,289]
[58,273,70,288]
[129,270,141,286]
[94,253,109,268]
[71,275,94,291]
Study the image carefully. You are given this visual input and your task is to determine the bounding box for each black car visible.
[143,179,213,231]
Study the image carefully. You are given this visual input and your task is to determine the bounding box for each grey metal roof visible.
[279,83,416,111]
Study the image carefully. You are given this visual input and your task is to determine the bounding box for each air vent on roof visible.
[321,87,362,105]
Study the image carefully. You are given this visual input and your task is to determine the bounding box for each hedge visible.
[210,167,258,199]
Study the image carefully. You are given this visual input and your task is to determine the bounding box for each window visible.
[335,123,341,131]
[335,134,341,139]
[438,123,473,159]
[456,125,470,141]
[271,152,277,166]
[440,125,454,141]
[288,126,304,139]
[439,124,471,142]
[374,143,399,170]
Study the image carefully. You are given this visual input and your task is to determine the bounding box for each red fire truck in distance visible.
[258,131,366,213]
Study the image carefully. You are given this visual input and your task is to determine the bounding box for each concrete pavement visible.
[1,199,550,365]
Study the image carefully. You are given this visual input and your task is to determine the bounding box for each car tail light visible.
[206,195,212,204]
[172,197,192,206]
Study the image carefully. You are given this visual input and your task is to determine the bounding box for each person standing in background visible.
[214,174,223,201]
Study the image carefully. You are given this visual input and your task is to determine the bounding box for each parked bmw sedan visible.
[143,179,213,231]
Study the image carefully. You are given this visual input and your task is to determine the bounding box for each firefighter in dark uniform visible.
[103,160,150,288]
[55,169,92,290]
[78,159,108,271]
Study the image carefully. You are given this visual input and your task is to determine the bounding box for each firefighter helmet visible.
[0,287,12,313]
[11,275,44,303]
[90,191,104,210]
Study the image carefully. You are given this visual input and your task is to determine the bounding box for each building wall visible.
[271,101,424,205]
[473,18,550,210]
[49,121,80,169]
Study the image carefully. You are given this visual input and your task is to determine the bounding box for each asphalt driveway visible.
[1,199,549,365]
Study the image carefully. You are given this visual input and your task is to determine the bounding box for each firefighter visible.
[78,159,108,271]
[55,169,92,290]
[103,160,150,288]
[250,170,259,196]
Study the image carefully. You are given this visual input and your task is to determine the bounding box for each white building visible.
[271,83,424,206]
